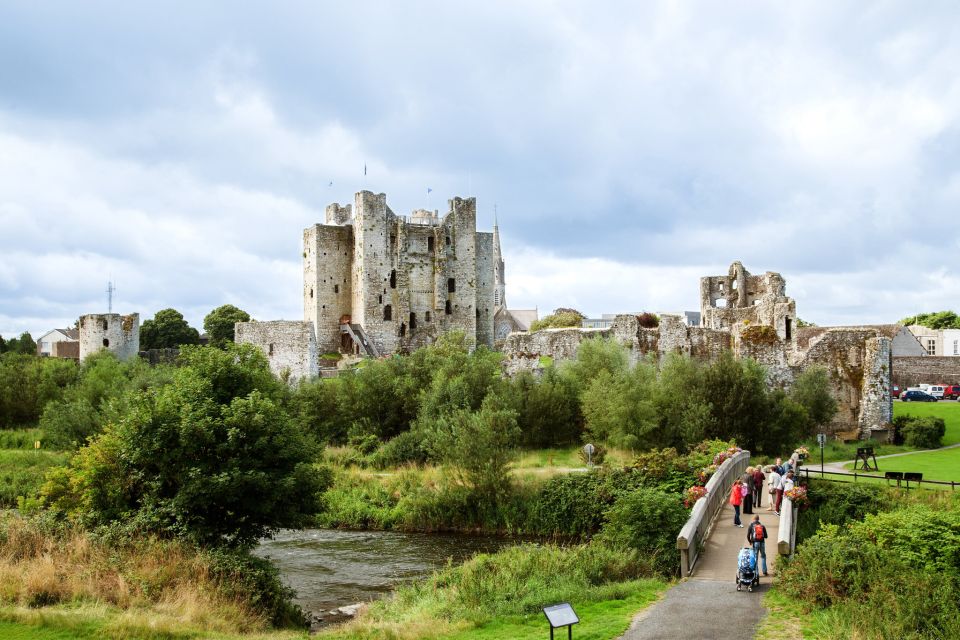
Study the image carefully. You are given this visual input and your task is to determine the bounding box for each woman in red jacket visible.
[729,480,744,527]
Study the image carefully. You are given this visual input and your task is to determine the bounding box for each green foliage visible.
[0,428,44,449]
[901,415,946,448]
[789,365,838,430]
[581,363,658,450]
[40,344,324,548]
[780,502,960,639]
[561,336,629,391]
[528,308,585,332]
[504,368,582,447]
[202,304,251,347]
[0,331,37,355]
[600,487,688,574]
[369,429,431,468]
[795,318,816,328]
[795,480,889,543]
[0,450,69,508]
[899,310,960,330]
[426,396,520,504]
[0,354,77,428]
[205,547,305,627]
[139,308,201,350]
[636,312,659,328]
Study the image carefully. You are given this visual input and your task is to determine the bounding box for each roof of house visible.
[38,328,80,342]
[507,309,538,331]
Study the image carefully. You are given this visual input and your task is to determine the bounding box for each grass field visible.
[895,400,960,445]
[0,449,69,507]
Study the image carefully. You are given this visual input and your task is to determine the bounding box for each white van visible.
[929,385,945,398]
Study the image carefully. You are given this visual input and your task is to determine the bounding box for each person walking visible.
[752,466,765,509]
[742,470,754,515]
[766,465,781,513]
[747,515,769,576]
[770,469,783,515]
[730,479,744,527]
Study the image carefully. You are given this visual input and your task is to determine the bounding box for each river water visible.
[254,529,513,614]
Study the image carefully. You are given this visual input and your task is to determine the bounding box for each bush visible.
[599,487,688,575]
[370,430,432,468]
[902,416,946,448]
[795,480,889,543]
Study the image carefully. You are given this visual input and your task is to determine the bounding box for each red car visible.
[944,385,960,400]
[892,385,901,398]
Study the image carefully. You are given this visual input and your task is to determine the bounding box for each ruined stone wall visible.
[859,337,893,433]
[304,223,353,354]
[502,327,610,375]
[79,313,140,361]
[892,356,960,388]
[701,262,796,345]
[353,191,398,354]
[52,340,79,359]
[235,320,318,383]
[475,231,495,348]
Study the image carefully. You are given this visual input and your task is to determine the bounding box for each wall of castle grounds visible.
[892,356,960,388]
[235,321,318,383]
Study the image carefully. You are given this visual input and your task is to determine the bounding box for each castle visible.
[237,191,505,380]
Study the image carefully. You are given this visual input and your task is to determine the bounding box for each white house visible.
[35,328,79,357]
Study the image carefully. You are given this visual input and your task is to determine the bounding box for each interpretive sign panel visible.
[543,603,579,628]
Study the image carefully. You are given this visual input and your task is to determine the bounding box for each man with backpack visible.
[747,515,769,576]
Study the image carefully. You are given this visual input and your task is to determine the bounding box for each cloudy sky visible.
[2,1,959,338]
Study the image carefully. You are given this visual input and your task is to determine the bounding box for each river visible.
[255,529,514,614]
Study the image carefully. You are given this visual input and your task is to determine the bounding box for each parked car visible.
[901,390,938,402]
[944,385,960,400]
[892,385,901,398]
[929,385,946,398]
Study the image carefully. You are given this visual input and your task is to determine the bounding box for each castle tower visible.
[78,313,140,361]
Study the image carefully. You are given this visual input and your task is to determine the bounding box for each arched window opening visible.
[425,311,431,322]
[384,305,392,321]
[102,338,109,347]
[399,323,406,337]
[390,270,397,289]
[428,236,435,252]
[409,313,417,329]
[447,278,456,293]
[445,300,452,315]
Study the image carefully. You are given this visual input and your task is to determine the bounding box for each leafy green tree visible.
[426,395,520,504]
[699,353,773,453]
[600,487,689,574]
[561,337,629,393]
[41,344,322,548]
[899,311,960,329]
[0,354,77,427]
[651,354,711,451]
[140,308,201,350]
[790,366,838,432]
[203,304,251,347]
[507,367,582,447]
[3,332,37,355]
[581,362,658,450]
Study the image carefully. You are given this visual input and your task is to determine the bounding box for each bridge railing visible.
[676,450,750,576]
[777,495,797,556]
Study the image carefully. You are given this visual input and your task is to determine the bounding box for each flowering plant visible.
[795,446,809,457]
[684,485,708,508]
[785,485,809,507]
[712,451,729,466]
[696,464,718,485]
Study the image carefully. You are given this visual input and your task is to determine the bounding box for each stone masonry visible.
[235,321,318,383]
[503,261,893,437]
[78,313,140,361]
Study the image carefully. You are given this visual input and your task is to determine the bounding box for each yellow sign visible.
[34,441,41,449]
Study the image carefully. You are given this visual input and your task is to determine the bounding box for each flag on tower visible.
[364,164,367,176]
[427,187,432,194]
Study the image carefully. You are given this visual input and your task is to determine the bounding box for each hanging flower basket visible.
[684,485,709,508]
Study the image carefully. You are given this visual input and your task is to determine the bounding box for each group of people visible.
[728,454,798,527]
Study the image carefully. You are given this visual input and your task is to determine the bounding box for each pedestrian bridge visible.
[618,451,799,640]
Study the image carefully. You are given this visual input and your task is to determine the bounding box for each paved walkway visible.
[819,442,960,474]
[620,475,780,640]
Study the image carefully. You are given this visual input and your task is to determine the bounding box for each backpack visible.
[752,523,764,541]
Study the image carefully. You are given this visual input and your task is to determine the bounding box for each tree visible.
[899,311,960,330]
[140,308,201,350]
[426,395,520,504]
[790,366,838,432]
[581,363,658,450]
[41,344,321,548]
[203,304,251,347]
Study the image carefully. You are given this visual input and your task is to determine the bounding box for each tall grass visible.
[0,514,281,636]
[0,450,69,508]
[319,542,665,640]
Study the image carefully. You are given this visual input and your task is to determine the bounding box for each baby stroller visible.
[736,546,759,592]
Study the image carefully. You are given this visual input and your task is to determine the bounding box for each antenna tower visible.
[106,281,116,314]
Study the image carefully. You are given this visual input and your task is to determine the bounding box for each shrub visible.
[902,416,946,448]
[600,487,688,575]
[370,430,432,468]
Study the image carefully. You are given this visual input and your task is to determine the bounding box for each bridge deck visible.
[619,474,781,640]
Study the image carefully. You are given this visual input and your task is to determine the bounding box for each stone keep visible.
[235,321,318,383]
[304,191,498,356]
[78,313,140,361]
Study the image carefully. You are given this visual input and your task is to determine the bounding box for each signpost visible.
[543,603,579,640]
[582,443,595,467]
[817,433,826,478]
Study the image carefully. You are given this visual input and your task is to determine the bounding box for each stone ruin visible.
[502,261,892,437]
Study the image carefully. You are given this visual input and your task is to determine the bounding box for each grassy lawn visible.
[895,400,960,445]
[512,446,633,470]
[843,447,960,483]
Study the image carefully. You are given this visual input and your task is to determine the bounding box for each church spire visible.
[493,205,505,310]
